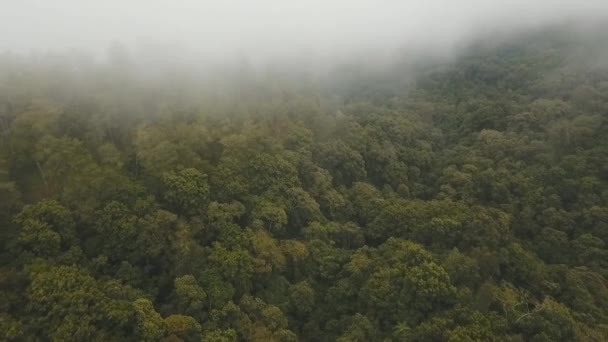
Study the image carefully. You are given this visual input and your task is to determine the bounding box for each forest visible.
[0,24,607,341]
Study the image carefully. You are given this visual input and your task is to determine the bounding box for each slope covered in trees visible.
[0,26,607,341]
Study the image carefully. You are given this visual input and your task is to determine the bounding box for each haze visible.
[2,0,607,66]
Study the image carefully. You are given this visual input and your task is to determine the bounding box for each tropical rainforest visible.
[0,25,607,341]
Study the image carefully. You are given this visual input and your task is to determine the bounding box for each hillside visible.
[0,26,607,341]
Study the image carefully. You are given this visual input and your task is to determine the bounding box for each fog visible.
[2,0,607,68]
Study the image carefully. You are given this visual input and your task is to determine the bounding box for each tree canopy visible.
[0,25,607,341]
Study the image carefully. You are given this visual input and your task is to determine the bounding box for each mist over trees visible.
[1,4,608,342]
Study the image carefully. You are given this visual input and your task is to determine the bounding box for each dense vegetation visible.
[1,26,607,341]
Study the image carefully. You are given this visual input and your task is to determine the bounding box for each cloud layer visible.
[1,1,607,63]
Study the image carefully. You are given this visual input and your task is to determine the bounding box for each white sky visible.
[1,1,606,63]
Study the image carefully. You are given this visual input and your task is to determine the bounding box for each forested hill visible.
[0,25,607,341]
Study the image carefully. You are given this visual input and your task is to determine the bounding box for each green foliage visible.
[165,314,202,341]
[160,168,209,217]
[134,298,167,341]
[315,141,367,185]
[0,314,23,341]
[353,239,457,325]
[0,182,20,224]
[0,26,607,340]
[26,263,140,340]
[172,275,207,316]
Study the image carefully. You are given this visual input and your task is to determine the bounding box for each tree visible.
[34,135,97,194]
[250,199,288,236]
[165,314,202,342]
[288,281,315,316]
[172,275,207,317]
[315,141,366,185]
[14,200,77,258]
[0,25,607,341]
[0,314,23,341]
[26,263,140,340]
[348,238,456,326]
[160,168,209,217]
[134,298,167,341]
[0,182,20,225]
[250,229,286,274]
